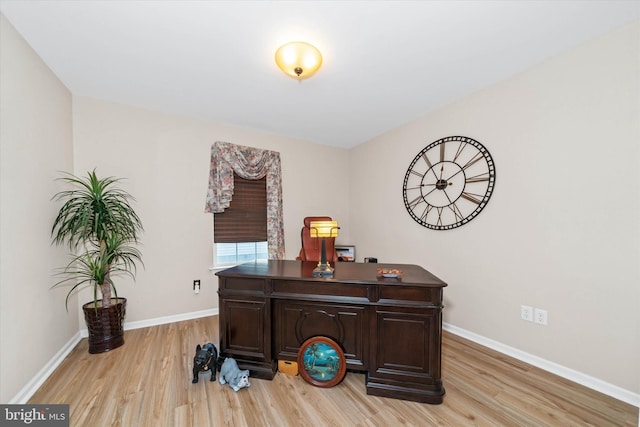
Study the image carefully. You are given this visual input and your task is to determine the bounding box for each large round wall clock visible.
[403,136,496,230]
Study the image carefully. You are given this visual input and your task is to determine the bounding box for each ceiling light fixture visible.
[275,41,322,79]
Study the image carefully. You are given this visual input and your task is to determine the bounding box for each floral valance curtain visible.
[205,141,285,259]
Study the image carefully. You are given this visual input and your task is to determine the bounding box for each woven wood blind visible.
[214,173,267,243]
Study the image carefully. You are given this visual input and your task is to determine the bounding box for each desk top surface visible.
[216,260,447,288]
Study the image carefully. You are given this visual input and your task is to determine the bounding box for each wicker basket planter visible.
[82,298,127,354]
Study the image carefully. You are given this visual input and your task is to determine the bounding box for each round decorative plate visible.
[297,336,347,388]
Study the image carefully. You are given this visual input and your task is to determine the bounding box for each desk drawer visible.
[273,280,368,299]
[219,277,266,293]
[378,285,443,305]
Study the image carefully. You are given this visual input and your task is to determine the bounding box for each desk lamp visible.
[309,220,339,277]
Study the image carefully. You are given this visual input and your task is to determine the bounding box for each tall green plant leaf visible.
[51,170,143,308]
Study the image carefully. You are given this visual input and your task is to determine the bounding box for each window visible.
[213,173,268,268]
[205,142,285,260]
[213,241,268,268]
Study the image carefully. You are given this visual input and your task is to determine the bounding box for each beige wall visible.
[2,10,638,406]
[71,97,351,323]
[349,20,640,394]
[0,15,76,403]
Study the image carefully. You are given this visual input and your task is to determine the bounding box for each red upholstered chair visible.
[296,216,339,262]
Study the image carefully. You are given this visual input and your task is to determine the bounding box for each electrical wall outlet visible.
[193,279,201,294]
[521,305,533,322]
[534,308,548,325]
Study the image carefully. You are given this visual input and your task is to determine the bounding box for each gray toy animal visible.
[219,357,251,391]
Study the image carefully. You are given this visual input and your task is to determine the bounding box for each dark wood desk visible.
[216,260,447,404]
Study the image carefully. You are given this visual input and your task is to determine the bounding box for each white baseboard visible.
[444,322,640,408]
[79,308,219,337]
[9,331,82,404]
[14,308,219,403]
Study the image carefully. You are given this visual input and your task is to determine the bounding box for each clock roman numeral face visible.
[403,136,496,230]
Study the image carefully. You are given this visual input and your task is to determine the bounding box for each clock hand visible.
[424,187,438,197]
[429,167,440,181]
[444,152,485,181]
[406,183,436,191]
[444,169,463,182]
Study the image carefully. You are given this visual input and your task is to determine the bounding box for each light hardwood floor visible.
[29,316,638,426]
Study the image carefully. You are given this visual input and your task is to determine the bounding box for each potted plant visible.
[51,170,143,353]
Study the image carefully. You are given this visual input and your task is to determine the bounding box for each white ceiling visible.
[1,1,639,149]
